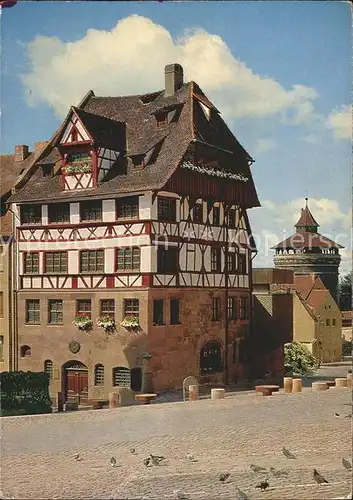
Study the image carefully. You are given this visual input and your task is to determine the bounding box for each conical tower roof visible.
[295,198,319,230]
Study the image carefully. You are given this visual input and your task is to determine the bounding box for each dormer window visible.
[42,165,53,177]
[156,111,168,127]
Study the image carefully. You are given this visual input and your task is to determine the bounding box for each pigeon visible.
[110,457,117,467]
[250,464,267,473]
[143,457,152,467]
[342,458,352,471]
[173,490,189,500]
[150,454,165,466]
[256,481,270,491]
[313,468,329,484]
[282,446,296,459]
[235,487,249,500]
[73,452,80,461]
[270,466,288,477]
[186,452,198,462]
[130,448,137,455]
[219,472,230,482]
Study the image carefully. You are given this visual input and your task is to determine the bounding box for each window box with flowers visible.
[73,315,93,331]
[63,163,92,175]
[97,316,116,333]
[120,316,140,330]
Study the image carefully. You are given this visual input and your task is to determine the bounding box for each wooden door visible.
[66,370,88,404]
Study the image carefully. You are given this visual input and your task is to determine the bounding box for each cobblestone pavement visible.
[1,386,352,500]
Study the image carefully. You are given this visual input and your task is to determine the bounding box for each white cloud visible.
[22,14,320,124]
[327,105,352,140]
[254,139,276,154]
[248,198,351,274]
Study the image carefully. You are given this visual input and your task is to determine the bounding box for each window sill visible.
[153,323,166,327]
[25,323,40,326]
[170,322,181,326]
[47,323,63,326]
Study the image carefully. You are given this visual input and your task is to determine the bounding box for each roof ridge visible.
[190,81,195,140]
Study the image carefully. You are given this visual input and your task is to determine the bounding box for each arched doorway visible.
[62,360,88,404]
[131,367,142,392]
[200,340,222,374]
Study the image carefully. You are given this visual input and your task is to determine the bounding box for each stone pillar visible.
[57,392,64,412]
[283,377,293,394]
[292,378,302,393]
[109,392,120,409]
[347,373,352,389]
[189,385,199,401]
[335,378,348,388]
[211,388,225,400]
[312,381,328,391]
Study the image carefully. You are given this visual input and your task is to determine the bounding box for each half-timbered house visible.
[9,63,260,402]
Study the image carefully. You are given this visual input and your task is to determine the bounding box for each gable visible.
[60,112,91,144]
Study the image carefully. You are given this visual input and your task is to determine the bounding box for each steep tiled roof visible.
[271,230,344,249]
[9,77,260,208]
[295,206,319,228]
[72,107,126,151]
[294,274,325,300]
[305,289,330,313]
[0,152,35,234]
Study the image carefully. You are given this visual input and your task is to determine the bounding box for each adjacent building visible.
[272,198,343,302]
[292,274,342,362]
[8,64,260,402]
[251,268,294,379]
[0,144,47,371]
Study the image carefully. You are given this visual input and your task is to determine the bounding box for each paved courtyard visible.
[1,379,352,500]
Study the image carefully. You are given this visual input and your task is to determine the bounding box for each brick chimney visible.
[14,145,29,162]
[164,63,184,97]
[35,141,49,154]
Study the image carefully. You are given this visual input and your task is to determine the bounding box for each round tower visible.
[272,198,343,302]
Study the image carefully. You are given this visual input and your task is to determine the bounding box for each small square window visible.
[153,300,164,326]
[170,299,180,325]
[212,297,221,321]
[212,207,220,226]
[26,300,40,324]
[76,299,91,318]
[48,300,63,324]
[211,248,222,272]
[193,203,203,223]
[100,299,115,318]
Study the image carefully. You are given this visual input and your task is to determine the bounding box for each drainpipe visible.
[224,206,229,386]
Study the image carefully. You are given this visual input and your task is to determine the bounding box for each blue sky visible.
[1,1,351,271]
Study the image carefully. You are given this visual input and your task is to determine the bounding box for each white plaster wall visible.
[70,203,80,224]
[105,248,115,273]
[42,205,48,225]
[140,246,151,273]
[103,199,116,222]
[76,120,90,140]
[18,234,151,252]
[140,192,152,220]
[68,250,79,274]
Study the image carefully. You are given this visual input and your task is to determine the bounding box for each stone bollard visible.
[347,373,352,389]
[335,378,348,388]
[211,388,225,400]
[292,378,302,393]
[312,381,328,391]
[189,385,199,401]
[283,377,293,394]
[109,392,120,409]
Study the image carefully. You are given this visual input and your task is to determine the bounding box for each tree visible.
[284,342,318,376]
[338,272,352,311]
